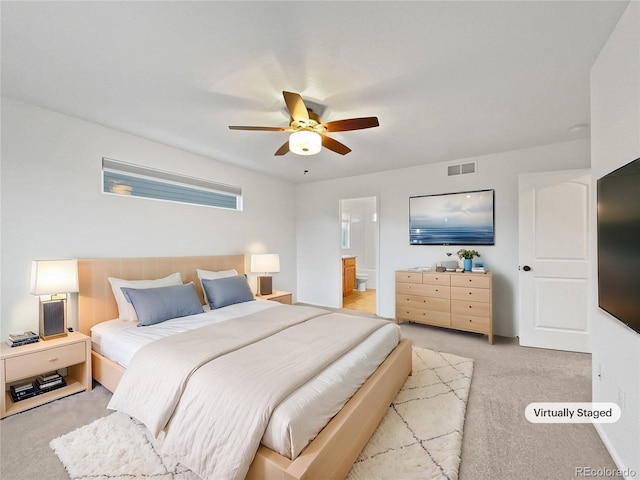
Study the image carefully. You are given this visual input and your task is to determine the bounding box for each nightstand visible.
[257,290,293,305]
[1,331,92,418]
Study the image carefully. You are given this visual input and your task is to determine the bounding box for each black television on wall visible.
[409,189,495,245]
[597,157,640,334]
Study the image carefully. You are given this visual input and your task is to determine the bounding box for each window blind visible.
[102,158,242,210]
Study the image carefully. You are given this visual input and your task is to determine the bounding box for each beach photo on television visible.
[409,190,495,245]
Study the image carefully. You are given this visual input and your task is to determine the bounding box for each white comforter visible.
[108,305,391,480]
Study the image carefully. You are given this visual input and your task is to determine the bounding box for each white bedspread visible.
[93,301,401,460]
[92,300,280,367]
[108,305,327,436]
[108,306,391,480]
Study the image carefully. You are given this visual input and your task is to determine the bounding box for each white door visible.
[518,169,591,353]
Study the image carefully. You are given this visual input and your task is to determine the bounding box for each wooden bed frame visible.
[78,255,412,480]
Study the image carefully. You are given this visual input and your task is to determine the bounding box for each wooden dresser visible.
[395,270,493,344]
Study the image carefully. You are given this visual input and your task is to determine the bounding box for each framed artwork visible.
[409,189,495,245]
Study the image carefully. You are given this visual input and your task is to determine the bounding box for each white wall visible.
[590,2,640,476]
[1,98,297,336]
[296,138,590,337]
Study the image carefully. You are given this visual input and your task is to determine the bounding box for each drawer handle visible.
[48,357,59,362]
[469,292,472,295]
[469,306,473,309]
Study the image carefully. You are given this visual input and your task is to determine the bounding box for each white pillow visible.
[196,268,238,304]
[108,272,183,321]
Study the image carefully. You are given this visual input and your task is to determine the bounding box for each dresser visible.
[395,270,493,344]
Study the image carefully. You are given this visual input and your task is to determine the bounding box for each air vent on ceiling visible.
[447,161,476,176]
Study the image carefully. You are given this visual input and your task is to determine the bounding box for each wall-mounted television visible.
[597,157,640,334]
[409,189,495,245]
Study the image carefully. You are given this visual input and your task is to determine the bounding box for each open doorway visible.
[340,196,378,315]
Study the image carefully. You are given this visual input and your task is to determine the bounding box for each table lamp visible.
[251,254,280,296]
[30,259,79,340]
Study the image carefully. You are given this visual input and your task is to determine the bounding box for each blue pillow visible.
[121,282,205,326]
[201,275,255,310]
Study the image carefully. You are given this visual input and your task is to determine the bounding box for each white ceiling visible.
[1,1,628,183]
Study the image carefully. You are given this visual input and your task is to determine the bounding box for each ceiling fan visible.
[229,91,379,156]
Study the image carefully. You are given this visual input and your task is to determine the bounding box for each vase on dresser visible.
[463,259,472,271]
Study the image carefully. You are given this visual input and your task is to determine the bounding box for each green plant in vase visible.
[457,249,481,271]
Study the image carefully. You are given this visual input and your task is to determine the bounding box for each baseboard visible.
[593,423,637,480]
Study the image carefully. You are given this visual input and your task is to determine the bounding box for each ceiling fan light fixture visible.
[289,131,322,156]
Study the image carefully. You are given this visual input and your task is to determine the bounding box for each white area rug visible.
[50,347,473,480]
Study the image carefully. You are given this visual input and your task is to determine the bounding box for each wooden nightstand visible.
[1,331,92,418]
[257,290,293,305]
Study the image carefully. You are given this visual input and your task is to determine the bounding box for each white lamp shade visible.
[30,259,79,295]
[289,131,322,155]
[250,254,280,274]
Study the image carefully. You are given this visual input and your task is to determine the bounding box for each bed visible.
[78,255,412,480]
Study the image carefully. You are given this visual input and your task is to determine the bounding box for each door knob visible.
[522,265,532,272]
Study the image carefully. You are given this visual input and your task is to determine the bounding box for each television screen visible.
[597,157,640,334]
[409,189,495,245]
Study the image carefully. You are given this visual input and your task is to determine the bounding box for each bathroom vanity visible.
[342,256,356,295]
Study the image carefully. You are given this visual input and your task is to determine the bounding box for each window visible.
[341,212,351,249]
[102,158,242,210]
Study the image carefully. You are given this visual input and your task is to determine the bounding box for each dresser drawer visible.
[451,286,491,303]
[452,314,491,333]
[396,306,451,327]
[451,300,491,318]
[395,271,423,284]
[422,273,450,286]
[396,282,450,299]
[396,294,450,313]
[451,274,491,289]
[4,342,86,382]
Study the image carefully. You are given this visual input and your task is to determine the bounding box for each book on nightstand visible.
[6,331,39,347]
[10,382,39,402]
[36,372,66,391]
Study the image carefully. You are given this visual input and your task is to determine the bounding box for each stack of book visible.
[6,331,39,347]
[36,372,66,392]
[10,381,39,402]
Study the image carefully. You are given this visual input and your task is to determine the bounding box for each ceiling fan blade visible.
[322,117,379,132]
[321,134,352,155]
[228,126,287,131]
[283,91,309,122]
[274,141,290,156]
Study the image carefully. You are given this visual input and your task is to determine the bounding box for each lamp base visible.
[39,298,68,340]
[257,276,273,296]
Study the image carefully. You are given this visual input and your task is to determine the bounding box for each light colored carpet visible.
[49,347,473,480]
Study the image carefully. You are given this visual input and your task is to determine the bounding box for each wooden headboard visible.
[78,255,245,335]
